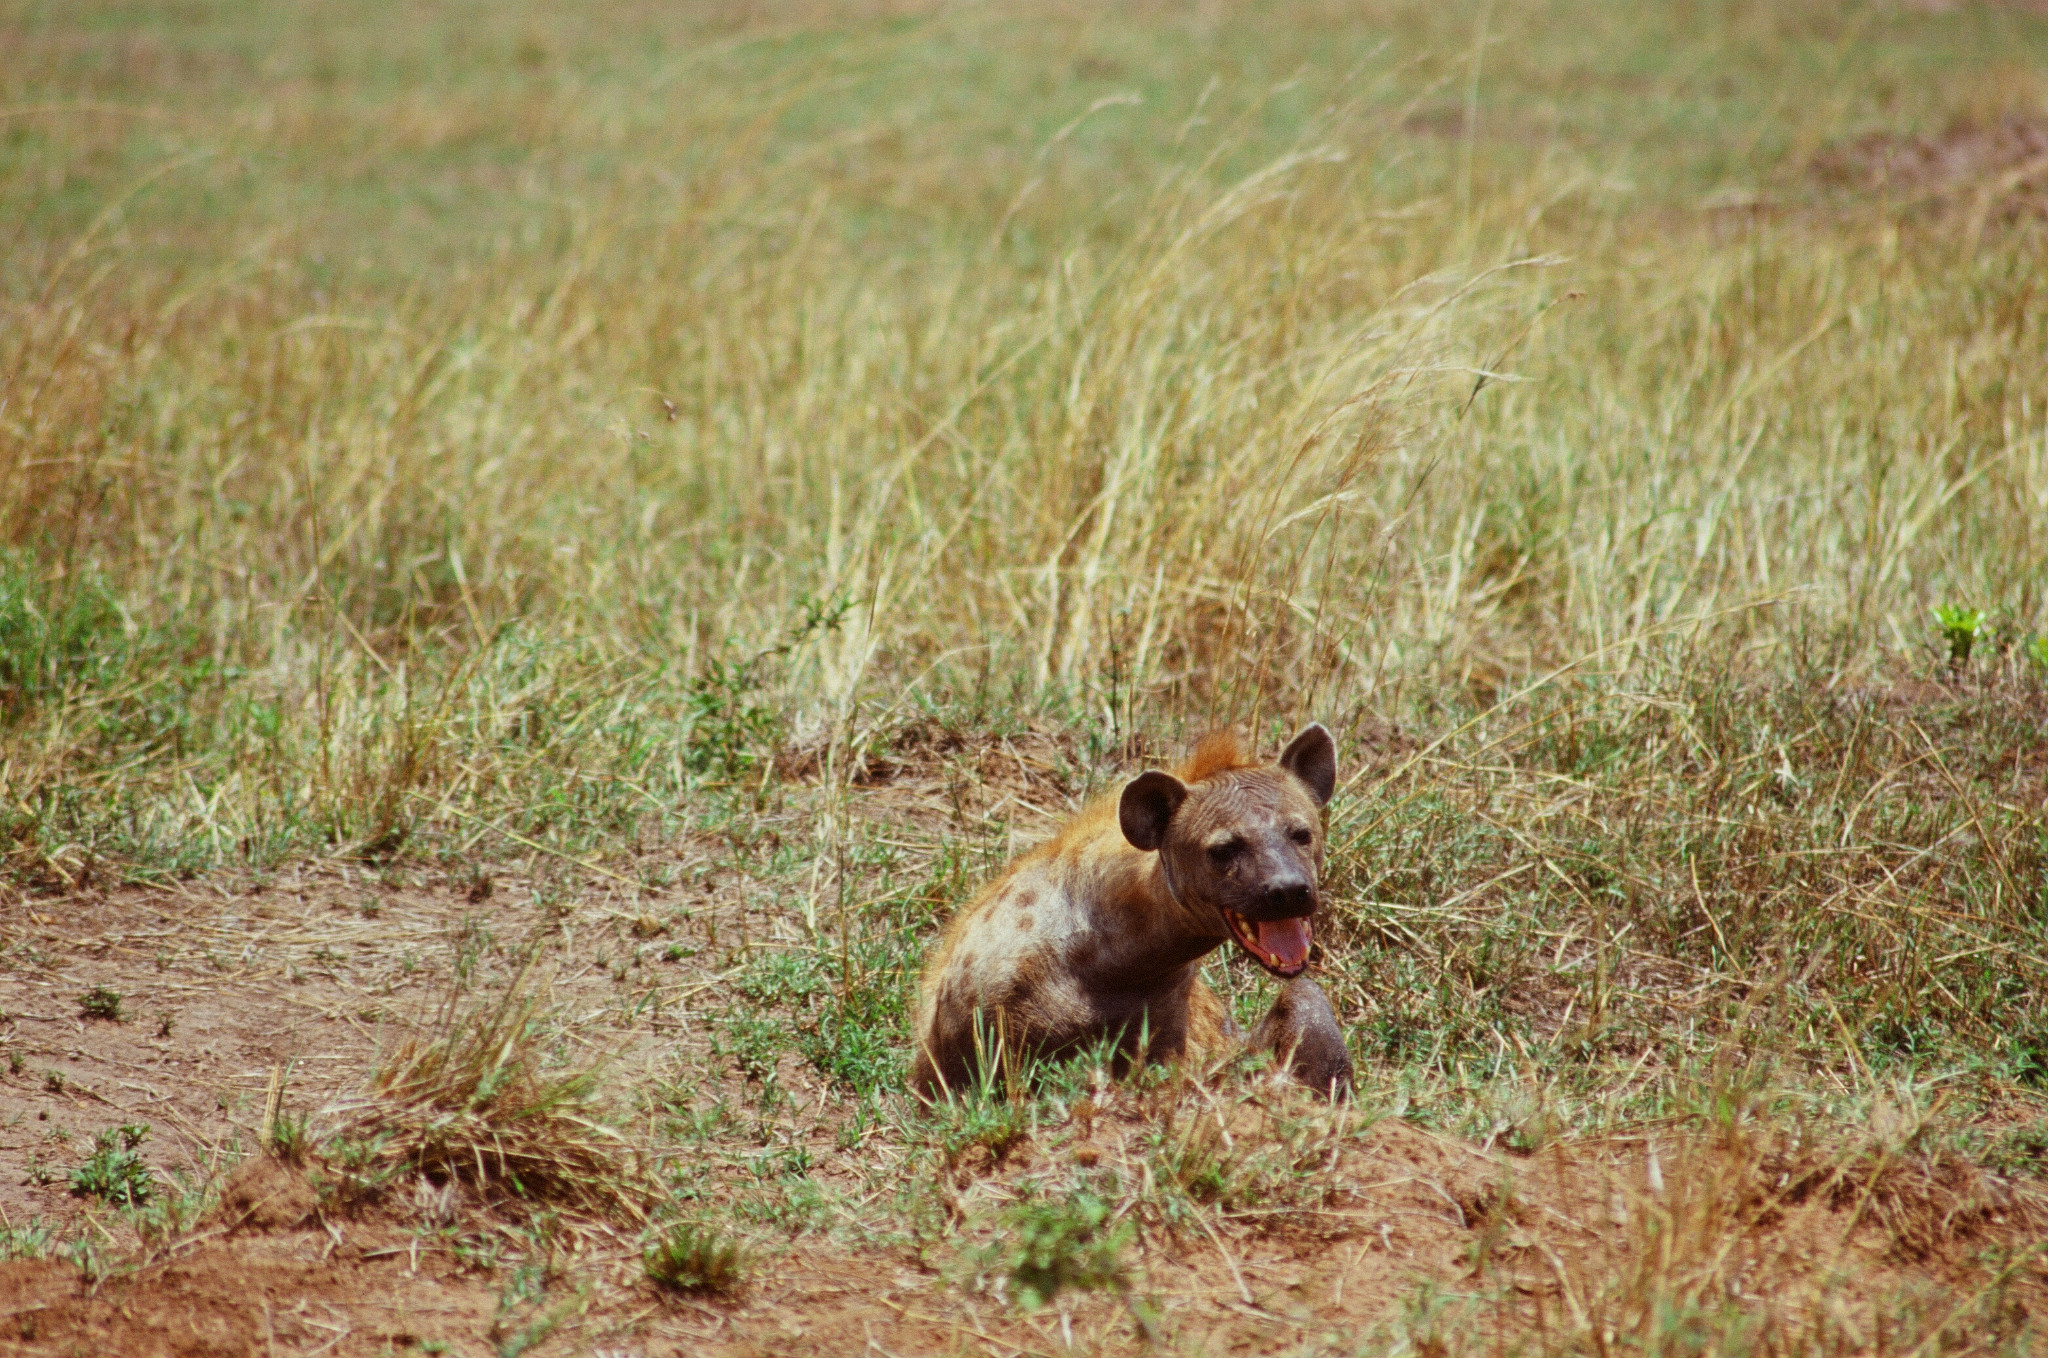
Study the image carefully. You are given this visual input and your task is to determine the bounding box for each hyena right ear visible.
[1278,722,1337,806]
[1119,771,1188,852]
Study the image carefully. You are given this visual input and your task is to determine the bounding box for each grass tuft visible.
[323,964,646,1221]
[77,987,123,1022]
[0,1220,53,1263]
[643,1219,749,1295]
[1935,604,1990,667]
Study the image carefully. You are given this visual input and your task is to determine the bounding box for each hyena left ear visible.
[1278,723,1337,806]
[1119,771,1188,852]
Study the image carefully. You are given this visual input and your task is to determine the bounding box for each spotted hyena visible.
[909,725,1353,1099]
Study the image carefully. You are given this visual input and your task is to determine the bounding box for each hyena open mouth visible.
[1223,911,1311,978]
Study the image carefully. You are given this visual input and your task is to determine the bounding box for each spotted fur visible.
[909,725,1353,1098]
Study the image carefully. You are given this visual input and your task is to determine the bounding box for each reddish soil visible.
[0,1086,1506,1356]
[0,774,2042,1355]
[1811,114,2048,220]
[0,1085,2039,1356]
[0,867,644,1234]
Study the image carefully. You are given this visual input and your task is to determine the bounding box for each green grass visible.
[643,1218,749,1294]
[76,985,123,1021]
[0,1219,53,1263]
[4,3,2045,895]
[985,1186,1133,1311]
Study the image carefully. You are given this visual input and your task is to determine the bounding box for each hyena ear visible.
[1119,771,1189,852]
[1278,723,1337,806]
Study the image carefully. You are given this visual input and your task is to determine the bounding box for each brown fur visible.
[909,725,1352,1099]
[1177,729,1256,783]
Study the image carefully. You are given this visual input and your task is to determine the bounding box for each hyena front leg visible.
[1246,977,1352,1098]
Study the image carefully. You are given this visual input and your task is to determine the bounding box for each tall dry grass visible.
[0,0,2044,862]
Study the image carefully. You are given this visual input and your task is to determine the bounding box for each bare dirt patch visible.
[0,1066,2040,1355]
[1811,114,2048,220]
[0,1219,499,1358]
[0,740,2044,1355]
[0,868,640,1234]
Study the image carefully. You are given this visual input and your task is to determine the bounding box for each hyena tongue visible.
[1257,916,1311,969]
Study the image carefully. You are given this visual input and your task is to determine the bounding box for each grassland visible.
[2,0,2048,1354]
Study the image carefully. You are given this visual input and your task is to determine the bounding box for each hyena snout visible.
[1257,877,1313,917]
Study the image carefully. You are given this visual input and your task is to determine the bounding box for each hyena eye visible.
[1288,826,1314,846]
[1206,840,1241,867]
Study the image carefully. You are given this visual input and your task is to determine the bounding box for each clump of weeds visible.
[77,987,123,1022]
[984,1186,1132,1311]
[643,1219,749,1294]
[320,962,648,1221]
[69,1124,154,1206]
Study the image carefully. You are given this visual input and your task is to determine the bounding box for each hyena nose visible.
[1264,880,1312,915]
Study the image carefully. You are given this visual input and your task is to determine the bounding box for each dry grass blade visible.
[1424,1091,2048,1358]
[323,961,648,1223]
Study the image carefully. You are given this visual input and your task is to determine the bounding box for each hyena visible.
[909,724,1353,1099]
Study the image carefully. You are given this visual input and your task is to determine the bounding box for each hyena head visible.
[1117,724,1337,978]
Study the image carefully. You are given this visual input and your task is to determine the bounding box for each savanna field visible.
[2,0,2048,1353]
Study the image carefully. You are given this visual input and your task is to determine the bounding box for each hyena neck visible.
[1077,850,1228,993]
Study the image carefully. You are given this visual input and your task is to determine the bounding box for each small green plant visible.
[716,1010,789,1091]
[747,1144,814,1179]
[2027,635,2048,669]
[269,1109,312,1162]
[64,1234,106,1284]
[77,986,123,1022]
[131,1170,216,1245]
[643,1219,748,1293]
[1932,604,1987,667]
[926,1012,1038,1165]
[991,1188,1132,1311]
[69,1124,154,1206]
[928,1054,1031,1159]
[0,1219,52,1261]
[1985,1123,2048,1175]
[42,1069,64,1093]
[681,652,781,781]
